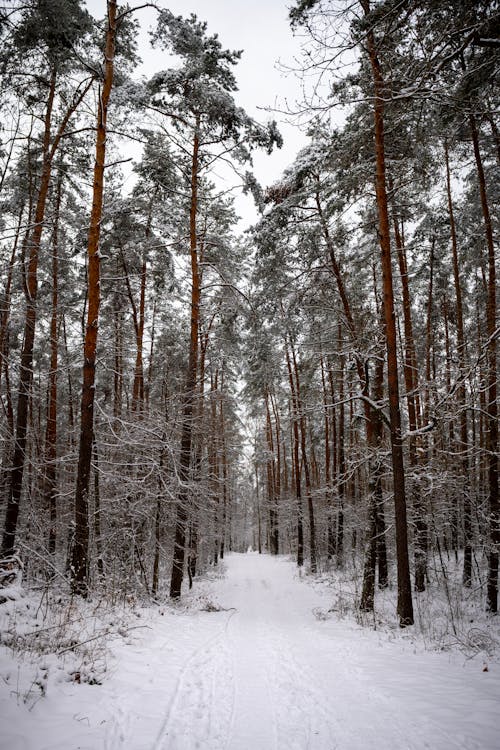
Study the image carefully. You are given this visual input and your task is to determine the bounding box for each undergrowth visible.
[0,582,150,708]
[306,551,500,663]
[0,559,227,707]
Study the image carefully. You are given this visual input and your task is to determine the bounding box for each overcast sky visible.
[84,0,311,226]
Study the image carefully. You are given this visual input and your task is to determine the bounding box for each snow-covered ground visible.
[1,552,499,749]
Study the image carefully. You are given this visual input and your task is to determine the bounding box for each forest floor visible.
[1,552,499,749]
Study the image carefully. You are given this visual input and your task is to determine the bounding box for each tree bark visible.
[2,70,57,556]
[361,338,386,609]
[392,209,427,592]
[170,120,201,598]
[337,331,346,566]
[469,114,498,613]
[0,204,24,400]
[285,339,304,567]
[361,0,413,625]
[316,187,387,580]
[265,391,279,554]
[71,1,117,595]
[152,445,165,597]
[444,139,472,585]
[270,391,282,554]
[219,378,228,560]
[292,344,316,573]
[44,172,63,554]
[321,350,337,560]
[93,439,104,579]
[1,64,92,557]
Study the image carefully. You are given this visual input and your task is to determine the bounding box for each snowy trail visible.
[112,553,498,750]
[2,552,499,750]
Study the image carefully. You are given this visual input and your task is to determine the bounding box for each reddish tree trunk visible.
[1,65,92,557]
[361,0,413,625]
[71,1,117,595]
[1,72,56,556]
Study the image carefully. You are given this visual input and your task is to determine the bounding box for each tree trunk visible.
[120,198,152,415]
[285,340,304,567]
[292,344,316,573]
[1,64,92,557]
[93,439,104,579]
[444,139,472,585]
[219,386,228,560]
[44,172,63,555]
[0,204,24,400]
[270,391,282,554]
[469,115,498,613]
[321,351,336,560]
[152,445,165,597]
[71,1,117,595]
[361,0,413,626]
[62,314,75,436]
[2,70,57,556]
[0,205,24,508]
[316,187,388,582]
[169,121,201,598]
[265,392,279,554]
[113,264,124,423]
[337,331,345,567]
[392,209,427,592]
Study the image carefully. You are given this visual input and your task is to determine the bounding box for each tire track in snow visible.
[151,608,236,750]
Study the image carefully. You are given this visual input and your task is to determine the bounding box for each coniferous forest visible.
[0,0,499,639]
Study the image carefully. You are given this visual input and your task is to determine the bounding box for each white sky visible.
[84,0,311,227]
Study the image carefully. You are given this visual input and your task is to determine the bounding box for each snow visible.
[1,553,499,750]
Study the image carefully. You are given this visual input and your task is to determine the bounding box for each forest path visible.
[3,553,498,750]
[120,553,497,750]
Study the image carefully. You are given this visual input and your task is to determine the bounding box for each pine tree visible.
[150,10,281,597]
